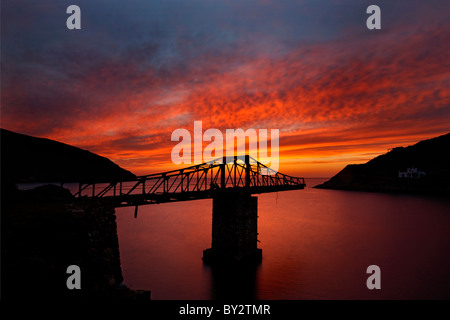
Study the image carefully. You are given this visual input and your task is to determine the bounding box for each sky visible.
[1,0,449,177]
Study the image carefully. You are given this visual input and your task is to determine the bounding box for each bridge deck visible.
[112,184,305,207]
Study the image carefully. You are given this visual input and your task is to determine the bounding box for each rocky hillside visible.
[1,128,136,183]
[315,133,450,196]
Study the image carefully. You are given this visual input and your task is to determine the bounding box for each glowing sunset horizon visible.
[2,1,449,178]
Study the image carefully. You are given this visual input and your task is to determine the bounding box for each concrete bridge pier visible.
[203,191,262,264]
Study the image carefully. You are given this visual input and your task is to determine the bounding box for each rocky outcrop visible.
[2,185,149,301]
[315,133,450,196]
[0,128,136,183]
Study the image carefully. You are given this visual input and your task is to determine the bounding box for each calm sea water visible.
[114,178,450,300]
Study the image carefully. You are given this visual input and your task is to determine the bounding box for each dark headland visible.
[1,129,148,301]
[315,133,450,197]
[1,128,136,183]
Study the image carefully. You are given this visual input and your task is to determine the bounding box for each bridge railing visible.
[73,155,305,198]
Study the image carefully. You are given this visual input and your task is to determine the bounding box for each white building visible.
[398,167,426,178]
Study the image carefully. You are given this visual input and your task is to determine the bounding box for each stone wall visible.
[203,190,262,264]
[2,185,149,301]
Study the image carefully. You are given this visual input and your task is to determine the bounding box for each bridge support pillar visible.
[203,191,262,264]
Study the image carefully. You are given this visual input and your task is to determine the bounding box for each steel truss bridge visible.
[73,155,305,209]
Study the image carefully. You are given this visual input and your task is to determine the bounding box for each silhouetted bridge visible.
[74,155,306,263]
[74,155,305,207]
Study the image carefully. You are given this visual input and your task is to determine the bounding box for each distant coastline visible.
[315,133,450,197]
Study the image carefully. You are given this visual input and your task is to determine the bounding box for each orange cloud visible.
[2,17,449,178]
